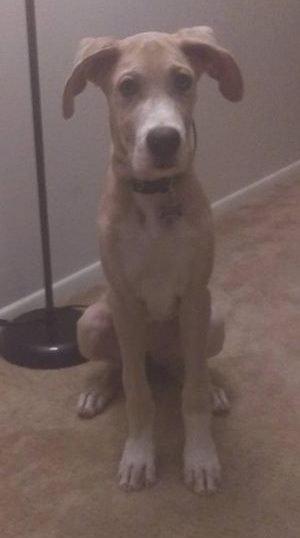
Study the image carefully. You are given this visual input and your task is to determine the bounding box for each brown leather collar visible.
[130,174,182,194]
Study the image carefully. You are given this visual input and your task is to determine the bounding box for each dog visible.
[63,26,243,494]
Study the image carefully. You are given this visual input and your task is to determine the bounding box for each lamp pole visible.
[25,0,54,311]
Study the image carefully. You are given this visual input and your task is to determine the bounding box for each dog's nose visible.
[146,127,181,162]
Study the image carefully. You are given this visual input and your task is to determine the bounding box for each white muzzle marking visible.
[132,97,187,178]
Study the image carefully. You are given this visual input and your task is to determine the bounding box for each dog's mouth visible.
[138,164,181,184]
[152,155,177,170]
[130,156,181,182]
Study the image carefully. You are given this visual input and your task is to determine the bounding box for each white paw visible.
[211,384,230,415]
[184,442,221,495]
[118,434,156,491]
[77,389,114,418]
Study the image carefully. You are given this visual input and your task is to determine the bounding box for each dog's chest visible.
[120,212,197,321]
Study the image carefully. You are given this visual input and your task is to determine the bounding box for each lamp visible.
[0,0,86,369]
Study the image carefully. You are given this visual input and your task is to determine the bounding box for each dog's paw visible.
[77,389,115,418]
[118,435,156,491]
[184,442,221,495]
[211,384,230,415]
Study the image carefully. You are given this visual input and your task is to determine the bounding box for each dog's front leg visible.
[180,287,221,495]
[112,295,156,491]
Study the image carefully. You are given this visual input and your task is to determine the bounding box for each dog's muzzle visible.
[146,126,181,168]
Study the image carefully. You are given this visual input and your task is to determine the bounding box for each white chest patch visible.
[120,212,197,321]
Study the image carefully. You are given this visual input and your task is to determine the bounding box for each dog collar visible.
[130,174,181,194]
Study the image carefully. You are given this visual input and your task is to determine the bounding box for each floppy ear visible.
[177,26,243,102]
[62,37,119,119]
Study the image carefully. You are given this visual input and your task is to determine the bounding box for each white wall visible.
[0,1,41,308]
[1,0,300,309]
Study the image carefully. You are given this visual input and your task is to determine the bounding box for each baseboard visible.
[0,261,103,320]
[1,159,299,320]
[212,159,300,218]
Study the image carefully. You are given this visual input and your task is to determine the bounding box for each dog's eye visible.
[173,72,193,93]
[118,77,139,98]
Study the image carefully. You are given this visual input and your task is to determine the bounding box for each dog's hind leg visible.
[76,298,121,418]
[77,362,121,418]
[210,384,230,414]
[207,306,225,359]
[207,308,230,414]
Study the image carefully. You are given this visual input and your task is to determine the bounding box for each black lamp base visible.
[0,307,87,369]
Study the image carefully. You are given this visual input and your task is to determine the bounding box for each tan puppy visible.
[63,26,243,494]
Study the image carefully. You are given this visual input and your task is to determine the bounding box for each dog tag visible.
[159,203,183,225]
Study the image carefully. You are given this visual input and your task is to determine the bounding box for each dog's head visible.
[63,27,243,180]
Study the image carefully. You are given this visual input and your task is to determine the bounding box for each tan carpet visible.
[1,177,300,538]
